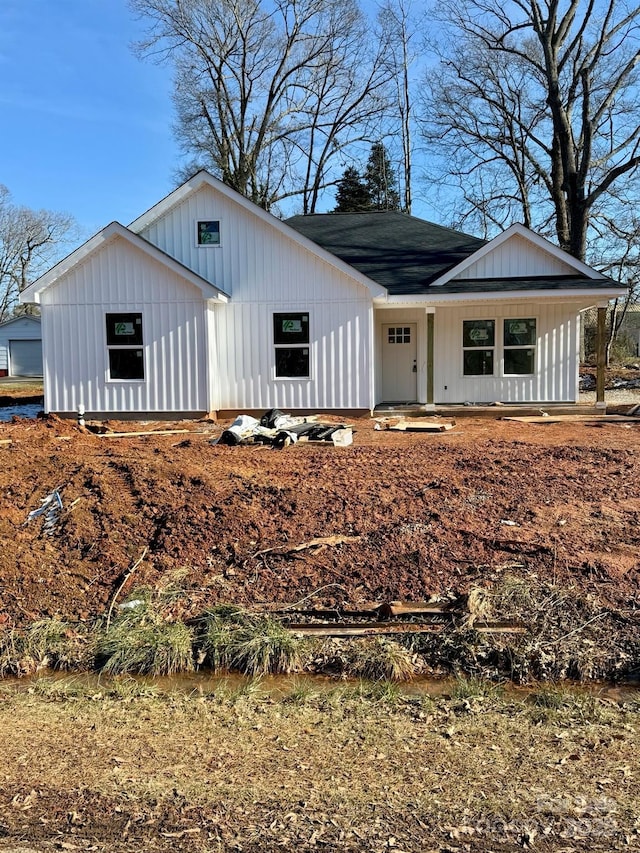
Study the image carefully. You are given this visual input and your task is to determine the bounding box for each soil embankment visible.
[1,412,639,625]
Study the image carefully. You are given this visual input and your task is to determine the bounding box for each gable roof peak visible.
[20,221,230,304]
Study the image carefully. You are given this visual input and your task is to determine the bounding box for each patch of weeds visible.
[451,675,504,701]
[530,685,568,710]
[103,675,161,701]
[361,679,405,705]
[527,684,603,724]
[335,680,405,706]
[345,638,419,682]
[406,576,632,685]
[0,619,90,677]
[229,620,303,676]
[282,678,319,705]
[28,676,88,700]
[198,608,303,676]
[96,592,194,676]
[27,618,88,671]
[226,678,267,704]
[0,627,29,677]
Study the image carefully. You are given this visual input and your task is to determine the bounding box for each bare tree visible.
[589,209,640,363]
[131,0,393,212]
[421,0,640,262]
[0,187,76,324]
[377,0,424,214]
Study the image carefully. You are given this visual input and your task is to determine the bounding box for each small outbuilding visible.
[0,316,43,377]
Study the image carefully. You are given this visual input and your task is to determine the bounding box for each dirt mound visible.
[1,413,640,629]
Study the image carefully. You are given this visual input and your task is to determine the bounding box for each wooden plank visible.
[387,601,451,617]
[98,429,192,438]
[272,606,384,620]
[288,621,525,637]
[389,420,455,432]
[503,414,640,424]
[288,622,447,637]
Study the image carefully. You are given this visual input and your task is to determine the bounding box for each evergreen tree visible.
[333,166,372,212]
[364,142,401,211]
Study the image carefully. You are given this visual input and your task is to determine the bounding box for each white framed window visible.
[503,318,537,375]
[106,312,144,381]
[195,220,221,247]
[273,312,310,378]
[462,319,495,376]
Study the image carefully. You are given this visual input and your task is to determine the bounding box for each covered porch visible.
[373,301,609,409]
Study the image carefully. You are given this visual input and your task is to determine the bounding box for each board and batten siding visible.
[0,317,41,374]
[434,301,583,403]
[40,237,209,415]
[451,234,577,280]
[138,184,375,411]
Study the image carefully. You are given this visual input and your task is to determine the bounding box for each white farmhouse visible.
[20,171,625,418]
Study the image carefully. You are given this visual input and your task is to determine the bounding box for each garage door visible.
[9,339,43,376]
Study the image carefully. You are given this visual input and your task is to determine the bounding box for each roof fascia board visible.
[129,171,387,299]
[20,222,229,304]
[379,286,627,306]
[429,223,608,287]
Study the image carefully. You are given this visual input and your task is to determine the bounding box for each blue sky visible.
[0,0,437,243]
[0,0,178,238]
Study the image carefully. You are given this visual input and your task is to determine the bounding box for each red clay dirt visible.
[1,410,640,628]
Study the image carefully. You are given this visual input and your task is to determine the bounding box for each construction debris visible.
[274,598,526,638]
[216,408,353,448]
[25,488,64,535]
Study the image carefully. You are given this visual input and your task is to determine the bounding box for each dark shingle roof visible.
[286,212,486,295]
[431,276,618,294]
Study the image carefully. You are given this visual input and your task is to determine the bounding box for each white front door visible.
[382,323,417,402]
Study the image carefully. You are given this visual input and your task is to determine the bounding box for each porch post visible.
[426,309,434,408]
[596,304,607,409]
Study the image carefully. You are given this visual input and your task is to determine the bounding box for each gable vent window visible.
[274,312,310,378]
[106,313,144,380]
[196,220,221,246]
[462,319,495,376]
[504,318,536,375]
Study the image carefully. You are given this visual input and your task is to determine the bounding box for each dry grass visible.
[0,682,638,851]
[344,637,420,681]
[198,607,304,675]
[406,576,639,684]
[0,618,89,677]
[96,593,194,676]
